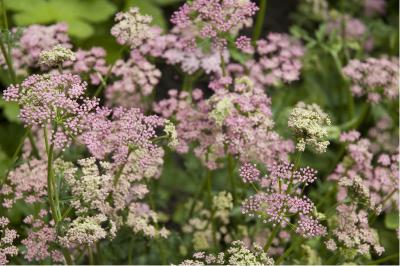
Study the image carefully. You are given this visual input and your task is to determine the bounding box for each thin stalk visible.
[367,253,399,265]
[275,236,301,265]
[1,128,29,184]
[227,155,237,204]
[207,172,218,248]
[252,0,267,43]
[220,53,227,77]
[339,104,370,131]
[88,246,94,265]
[263,225,280,252]
[1,0,8,30]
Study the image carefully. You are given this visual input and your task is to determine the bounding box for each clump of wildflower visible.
[0,23,71,72]
[59,215,112,248]
[328,204,384,256]
[64,47,108,85]
[111,7,154,48]
[241,161,325,238]
[288,102,331,153]
[171,0,258,50]
[235,36,254,54]
[155,78,293,169]
[39,45,76,67]
[364,0,386,16]
[106,51,161,108]
[3,73,99,149]
[343,57,399,103]
[140,27,228,75]
[0,159,47,208]
[247,33,304,87]
[22,211,64,263]
[180,241,274,265]
[0,217,18,265]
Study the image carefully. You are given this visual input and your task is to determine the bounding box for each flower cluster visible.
[64,47,108,85]
[106,51,161,108]
[139,27,227,75]
[247,33,304,87]
[0,217,18,265]
[3,73,99,149]
[240,161,326,238]
[111,7,154,48]
[155,77,293,169]
[0,23,71,73]
[327,15,366,40]
[171,0,258,49]
[343,57,399,103]
[180,240,274,265]
[288,102,331,153]
[39,45,76,67]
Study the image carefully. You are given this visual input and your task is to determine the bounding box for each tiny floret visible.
[39,45,76,67]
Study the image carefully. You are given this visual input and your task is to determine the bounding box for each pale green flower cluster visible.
[59,214,116,248]
[164,120,179,148]
[288,101,331,153]
[210,97,234,126]
[213,191,233,224]
[180,240,274,265]
[39,45,75,67]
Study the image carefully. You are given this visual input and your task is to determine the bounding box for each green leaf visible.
[5,0,116,39]
[385,212,399,230]
[125,0,167,30]
[152,0,182,6]
[0,99,20,123]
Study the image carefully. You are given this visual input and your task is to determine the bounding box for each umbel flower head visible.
[288,102,331,153]
[111,7,154,48]
[3,73,99,149]
[39,45,76,67]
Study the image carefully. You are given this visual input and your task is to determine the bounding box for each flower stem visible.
[263,224,280,252]
[275,236,301,264]
[227,155,237,204]
[252,0,267,43]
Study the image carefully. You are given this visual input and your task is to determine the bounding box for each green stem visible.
[1,128,29,185]
[220,53,227,77]
[275,237,301,265]
[263,225,280,252]
[339,104,370,131]
[252,0,267,43]
[1,0,8,30]
[367,253,399,265]
[0,40,16,83]
[227,155,237,204]
[88,246,94,265]
[206,172,218,248]
[187,172,209,220]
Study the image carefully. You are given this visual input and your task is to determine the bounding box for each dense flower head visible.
[171,0,258,49]
[22,211,64,263]
[235,35,254,54]
[106,51,161,108]
[111,7,154,48]
[0,217,18,265]
[3,73,99,149]
[330,132,399,213]
[0,23,71,72]
[239,163,261,183]
[364,0,386,16]
[180,240,274,265]
[64,47,108,85]
[328,204,384,256]
[39,45,76,67]
[343,57,399,103]
[139,26,228,75]
[0,159,47,208]
[240,161,325,238]
[247,33,304,87]
[154,78,293,169]
[288,102,331,153]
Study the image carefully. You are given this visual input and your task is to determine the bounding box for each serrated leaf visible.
[385,212,399,230]
[125,0,167,30]
[5,0,116,39]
